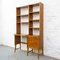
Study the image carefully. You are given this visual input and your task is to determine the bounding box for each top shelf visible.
[16,2,43,9]
[16,3,40,9]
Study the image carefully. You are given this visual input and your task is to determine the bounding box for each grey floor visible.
[0,45,59,60]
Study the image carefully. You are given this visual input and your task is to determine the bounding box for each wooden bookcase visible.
[15,2,43,56]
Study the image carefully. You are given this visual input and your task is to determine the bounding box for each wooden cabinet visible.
[15,2,43,57]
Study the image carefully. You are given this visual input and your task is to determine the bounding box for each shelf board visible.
[33,27,39,29]
[21,42,27,44]
[29,27,39,29]
[17,22,20,24]
[21,22,28,24]
[15,34,28,36]
[27,35,39,37]
[17,15,20,16]
[20,6,28,8]
[17,22,28,24]
[30,19,39,21]
[29,11,39,14]
[15,34,21,36]
[17,14,29,17]
[20,14,28,16]
[17,23,20,25]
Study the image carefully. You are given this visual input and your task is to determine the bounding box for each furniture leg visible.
[27,48,29,56]
[38,49,40,59]
[20,44,21,50]
[14,44,16,52]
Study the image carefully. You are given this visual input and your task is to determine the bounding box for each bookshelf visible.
[15,2,43,57]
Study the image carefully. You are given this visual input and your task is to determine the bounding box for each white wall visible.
[0,0,3,44]
[42,0,60,59]
[2,0,16,47]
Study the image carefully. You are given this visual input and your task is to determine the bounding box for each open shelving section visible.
[29,3,40,36]
[15,2,43,55]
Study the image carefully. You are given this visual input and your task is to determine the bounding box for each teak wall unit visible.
[15,2,43,55]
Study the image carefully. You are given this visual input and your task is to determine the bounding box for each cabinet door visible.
[27,35,39,49]
[32,36,39,49]
[27,36,33,48]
